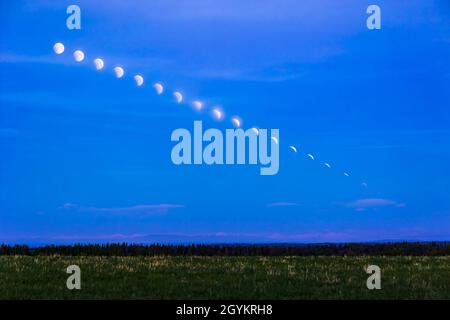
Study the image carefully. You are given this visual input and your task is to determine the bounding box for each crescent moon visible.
[212,108,223,120]
[324,162,331,168]
[174,92,183,103]
[343,172,350,177]
[251,127,259,136]
[73,50,85,62]
[289,145,297,153]
[193,100,203,110]
[134,75,144,87]
[114,67,124,78]
[231,117,241,128]
[271,137,279,144]
[53,42,64,54]
[93,58,104,70]
[307,154,315,160]
[153,83,164,95]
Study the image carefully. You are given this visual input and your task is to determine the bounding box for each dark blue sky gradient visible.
[1,0,449,244]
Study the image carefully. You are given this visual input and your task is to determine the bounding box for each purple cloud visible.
[266,202,299,208]
[346,198,406,211]
[60,203,185,215]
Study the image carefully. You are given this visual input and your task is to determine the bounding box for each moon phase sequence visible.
[52,42,361,186]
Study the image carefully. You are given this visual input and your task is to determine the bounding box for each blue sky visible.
[1,0,449,244]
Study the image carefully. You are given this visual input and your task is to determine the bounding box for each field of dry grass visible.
[1,256,449,299]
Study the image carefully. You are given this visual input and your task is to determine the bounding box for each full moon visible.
[53,42,64,54]
[93,58,104,70]
[73,50,85,62]
[114,67,124,78]
[153,83,164,95]
[134,75,144,86]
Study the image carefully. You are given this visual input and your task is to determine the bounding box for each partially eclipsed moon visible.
[53,42,64,54]
[134,75,144,86]
[307,154,315,160]
[73,50,85,62]
[231,117,241,128]
[114,67,124,78]
[154,83,164,95]
[93,58,104,70]
[212,108,223,120]
[289,145,297,153]
[174,92,183,103]
[193,100,203,110]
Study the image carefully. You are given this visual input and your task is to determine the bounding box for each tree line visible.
[1,242,449,256]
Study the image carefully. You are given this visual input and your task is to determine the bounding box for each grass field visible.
[1,256,449,299]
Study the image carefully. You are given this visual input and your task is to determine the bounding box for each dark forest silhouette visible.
[1,242,449,256]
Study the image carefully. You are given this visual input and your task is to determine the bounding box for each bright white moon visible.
[73,50,85,62]
[134,75,144,86]
[193,100,203,110]
[93,58,104,70]
[289,145,297,153]
[114,67,124,78]
[231,117,241,128]
[53,42,64,54]
[212,108,223,120]
[174,92,183,103]
[154,83,164,95]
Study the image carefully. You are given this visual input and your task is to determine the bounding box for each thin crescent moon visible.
[344,172,350,177]
[174,92,183,103]
[134,75,144,86]
[289,145,297,153]
[271,137,279,144]
[324,162,331,168]
[114,67,124,78]
[212,108,223,120]
[153,83,164,95]
[307,154,315,160]
[231,117,241,128]
[251,127,259,136]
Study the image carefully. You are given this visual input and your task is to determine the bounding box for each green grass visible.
[1,256,449,299]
